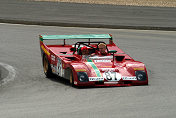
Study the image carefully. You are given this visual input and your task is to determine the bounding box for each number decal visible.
[57,58,63,77]
[103,71,121,81]
[105,72,112,80]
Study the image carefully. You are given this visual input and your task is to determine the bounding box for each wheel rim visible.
[44,57,48,74]
[70,72,73,84]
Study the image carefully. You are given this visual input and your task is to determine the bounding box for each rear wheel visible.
[43,55,53,78]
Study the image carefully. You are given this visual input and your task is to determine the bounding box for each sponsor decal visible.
[74,81,78,85]
[134,68,144,71]
[62,63,64,68]
[57,54,73,55]
[41,45,50,56]
[122,76,137,80]
[76,69,86,72]
[89,77,104,81]
[86,59,102,77]
[89,56,113,59]
[100,68,116,72]
[104,82,118,84]
[51,55,55,61]
[100,66,112,68]
[94,60,111,63]
[103,71,121,81]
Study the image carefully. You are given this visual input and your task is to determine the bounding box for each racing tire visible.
[43,54,54,78]
[69,70,74,86]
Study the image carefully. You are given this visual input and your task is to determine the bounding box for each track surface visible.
[0,0,176,30]
[0,23,176,117]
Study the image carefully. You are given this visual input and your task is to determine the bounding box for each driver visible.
[81,46,89,59]
[97,43,109,56]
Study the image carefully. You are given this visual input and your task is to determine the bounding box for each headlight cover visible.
[77,72,89,82]
[135,71,147,81]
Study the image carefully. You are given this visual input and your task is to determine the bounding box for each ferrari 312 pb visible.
[39,34,148,87]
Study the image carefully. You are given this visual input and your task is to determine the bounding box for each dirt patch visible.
[34,0,176,7]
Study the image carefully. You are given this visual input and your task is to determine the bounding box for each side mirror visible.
[108,50,117,54]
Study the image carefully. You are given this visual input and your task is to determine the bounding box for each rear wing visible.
[39,34,113,44]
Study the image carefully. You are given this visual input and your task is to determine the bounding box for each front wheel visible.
[69,70,74,86]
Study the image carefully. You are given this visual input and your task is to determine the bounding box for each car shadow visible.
[46,76,95,89]
[46,75,126,89]
[45,75,147,89]
[46,75,71,87]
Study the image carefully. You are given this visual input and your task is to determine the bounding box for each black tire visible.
[43,55,53,78]
[69,70,74,86]
[64,68,74,86]
[69,69,74,86]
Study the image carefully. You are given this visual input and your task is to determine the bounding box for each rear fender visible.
[40,43,51,63]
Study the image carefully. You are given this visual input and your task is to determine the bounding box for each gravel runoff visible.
[34,0,176,7]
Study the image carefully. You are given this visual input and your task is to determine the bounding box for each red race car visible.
[39,34,148,87]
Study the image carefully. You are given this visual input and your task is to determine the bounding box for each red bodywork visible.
[39,34,148,87]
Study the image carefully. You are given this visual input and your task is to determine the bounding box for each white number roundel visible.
[103,71,121,81]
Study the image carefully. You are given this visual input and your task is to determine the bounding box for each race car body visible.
[39,34,148,87]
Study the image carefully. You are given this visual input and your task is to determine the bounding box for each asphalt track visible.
[0,0,176,30]
[0,23,176,118]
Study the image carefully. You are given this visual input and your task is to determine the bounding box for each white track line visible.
[0,62,16,85]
